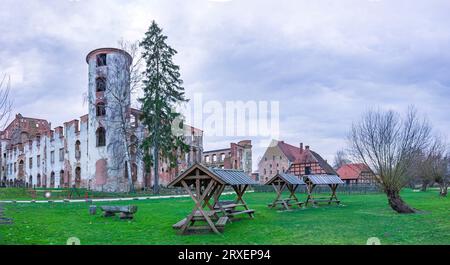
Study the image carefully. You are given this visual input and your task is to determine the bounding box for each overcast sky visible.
[1,0,449,171]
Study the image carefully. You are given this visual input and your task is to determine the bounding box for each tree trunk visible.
[386,189,417,214]
[439,185,448,197]
[153,145,160,194]
[420,180,428,192]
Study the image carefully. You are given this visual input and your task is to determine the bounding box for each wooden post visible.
[180,179,221,235]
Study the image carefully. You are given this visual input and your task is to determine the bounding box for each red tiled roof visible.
[336,163,371,180]
[278,141,337,175]
[278,141,303,162]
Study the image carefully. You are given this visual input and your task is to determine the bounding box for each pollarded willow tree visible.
[139,20,189,194]
[415,135,448,192]
[349,107,433,213]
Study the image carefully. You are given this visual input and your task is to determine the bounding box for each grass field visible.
[0,189,449,245]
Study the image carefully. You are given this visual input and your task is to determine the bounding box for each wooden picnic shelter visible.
[265,173,306,210]
[303,175,344,206]
[168,163,258,235]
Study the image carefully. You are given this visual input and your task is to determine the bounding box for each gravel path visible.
[0,191,248,204]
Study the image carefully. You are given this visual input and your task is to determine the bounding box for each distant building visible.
[202,140,252,176]
[336,163,377,185]
[258,140,336,183]
[251,172,260,182]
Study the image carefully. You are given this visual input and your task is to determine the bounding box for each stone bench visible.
[100,205,138,219]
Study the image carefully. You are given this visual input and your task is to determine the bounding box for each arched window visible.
[96,77,106,92]
[131,163,138,183]
[37,174,41,187]
[75,140,81,159]
[75,167,81,188]
[130,114,137,127]
[96,53,107,67]
[96,102,106,116]
[96,127,106,147]
[60,170,64,187]
[50,171,55,188]
[18,160,24,178]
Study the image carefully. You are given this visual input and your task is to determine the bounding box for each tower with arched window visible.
[86,48,132,192]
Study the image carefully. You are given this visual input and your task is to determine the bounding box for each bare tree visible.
[0,74,13,130]
[333,149,351,169]
[349,107,432,213]
[419,135,449,196]
[417,136,447,192]
[0,74,13,186]
[436,157,449,196]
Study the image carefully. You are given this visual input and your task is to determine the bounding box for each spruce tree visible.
[139,21,189,194]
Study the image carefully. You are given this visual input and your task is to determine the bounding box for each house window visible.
[205,156,210,163]
[212,154,217,162]
[305,166,311,175]
[220,153,225,161]
[96,53,107,67]
[29,157,33,169]
[96,77,106,92]
[96,102,106,116]
[59,148,64,161]
[50,151,55,164]
[96,127,106,147]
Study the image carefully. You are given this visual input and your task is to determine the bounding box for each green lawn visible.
[0,189,448,245]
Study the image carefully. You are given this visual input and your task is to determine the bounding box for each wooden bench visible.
[228,209,255,216]
[173,218,187,229]
[100,205,138,219]
[310,198,340,204]
[215,216,229,227]
[268,199,304,209]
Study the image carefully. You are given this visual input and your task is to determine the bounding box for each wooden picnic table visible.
[303,175,344,207]
[168,163,258,235]
[265,173,306,211]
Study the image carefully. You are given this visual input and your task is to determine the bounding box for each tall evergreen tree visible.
[139,21,189,194]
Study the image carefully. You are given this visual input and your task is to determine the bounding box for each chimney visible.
[305,145,310,150]
[300,143,303,153]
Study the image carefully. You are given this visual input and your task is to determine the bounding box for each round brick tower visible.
[86,48,132,192]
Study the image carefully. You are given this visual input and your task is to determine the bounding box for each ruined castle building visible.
[257,140,337,183]
[0,48,203,192]
[202,140,252,176]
